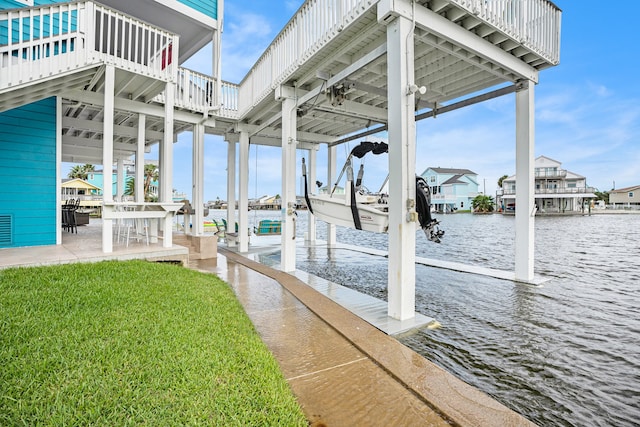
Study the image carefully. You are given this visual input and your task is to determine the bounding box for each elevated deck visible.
[1,0,560,158]
[0,1,238,164]
[239,0,561,145]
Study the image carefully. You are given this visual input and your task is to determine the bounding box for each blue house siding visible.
[421,167,479,212]
[3,1,218,18]
[0,97,57,248]
[178,0,217,20]
[0,1,28,9]
[0,0,60,10]
[87,172,158,199]
[1,1,78,51]
[86,172,119,197]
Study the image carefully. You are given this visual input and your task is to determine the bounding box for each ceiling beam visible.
[412,4,538,82]
[64,89,217,126]
[63,117,165,141]
[235,123,336,144]
[61,144,132,161]
[312,99,388,123]
[248,135,320,150]
[329,84,518,147]
[62,135,144,153]
[297,43,388,107]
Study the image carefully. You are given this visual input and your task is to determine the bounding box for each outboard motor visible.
[416,176,445,243]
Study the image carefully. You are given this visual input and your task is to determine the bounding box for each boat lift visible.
[303,141,444,242]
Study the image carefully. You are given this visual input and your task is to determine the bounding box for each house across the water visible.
[499,156,597,214]
[420,167,479,213]
[609,185,640,209]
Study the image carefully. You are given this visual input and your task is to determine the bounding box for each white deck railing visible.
[503,187,597,196]
[239,0,376,116]
[1,2,238,118]
[238,0,561,117]
[91,2,178,80]
[154,67,239,117]
[535,169,567,178]
[0,1,178,90]
[452,0,561,64]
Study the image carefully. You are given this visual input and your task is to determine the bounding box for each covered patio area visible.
[0,219,189,270]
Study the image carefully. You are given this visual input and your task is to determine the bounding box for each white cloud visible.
[587,81,611,98]
[220,12,276,82]
[531,81,640,190]
[285,1,304,13]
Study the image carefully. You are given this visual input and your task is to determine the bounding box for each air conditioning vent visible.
[0,215,13,246]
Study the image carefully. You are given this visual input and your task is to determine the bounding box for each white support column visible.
[226,138,237,246]
[515,80,535,281]
[278,86,298,272]
[386,14,417,321]
[101,64,115,253]
[135,114,145,203]
[158,140,164,202]
[306,146,317,242]
[116,159,125,201]
[192,123,205,236]
[238,129,250,252]
[161,81,175,247]
[327,144,337,246]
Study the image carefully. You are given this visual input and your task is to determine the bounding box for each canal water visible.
[283,211,639,427]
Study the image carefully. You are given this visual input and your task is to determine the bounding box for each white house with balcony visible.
[1,0,562,321]
[500,156,596,213]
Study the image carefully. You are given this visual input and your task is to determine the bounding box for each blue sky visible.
[90,1,640,201]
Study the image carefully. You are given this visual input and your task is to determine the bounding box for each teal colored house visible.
[86,166,159,200]
[0,0,222,248]
[420,167,479,213]
[0,97,57,247]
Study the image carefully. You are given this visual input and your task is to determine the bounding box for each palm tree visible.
[124,177,136,198]
[472,194,495,213]
[123,164,159,201]
[143,164,159,202]
[68,164,95,180]
[497,174,509,188]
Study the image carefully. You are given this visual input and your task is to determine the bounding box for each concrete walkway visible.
[191,249,536,427]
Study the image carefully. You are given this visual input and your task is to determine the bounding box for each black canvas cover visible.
[350,141,388,158]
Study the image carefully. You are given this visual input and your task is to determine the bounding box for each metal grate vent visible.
[0,215,13,246]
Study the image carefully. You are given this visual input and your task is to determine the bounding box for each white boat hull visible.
[307,193,388,233]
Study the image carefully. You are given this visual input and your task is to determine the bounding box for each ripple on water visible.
[291,212,640,427]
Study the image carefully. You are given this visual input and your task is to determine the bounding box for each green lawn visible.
[0,260,307,426]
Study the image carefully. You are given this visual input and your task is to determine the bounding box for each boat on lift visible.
[302,141,444,242]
